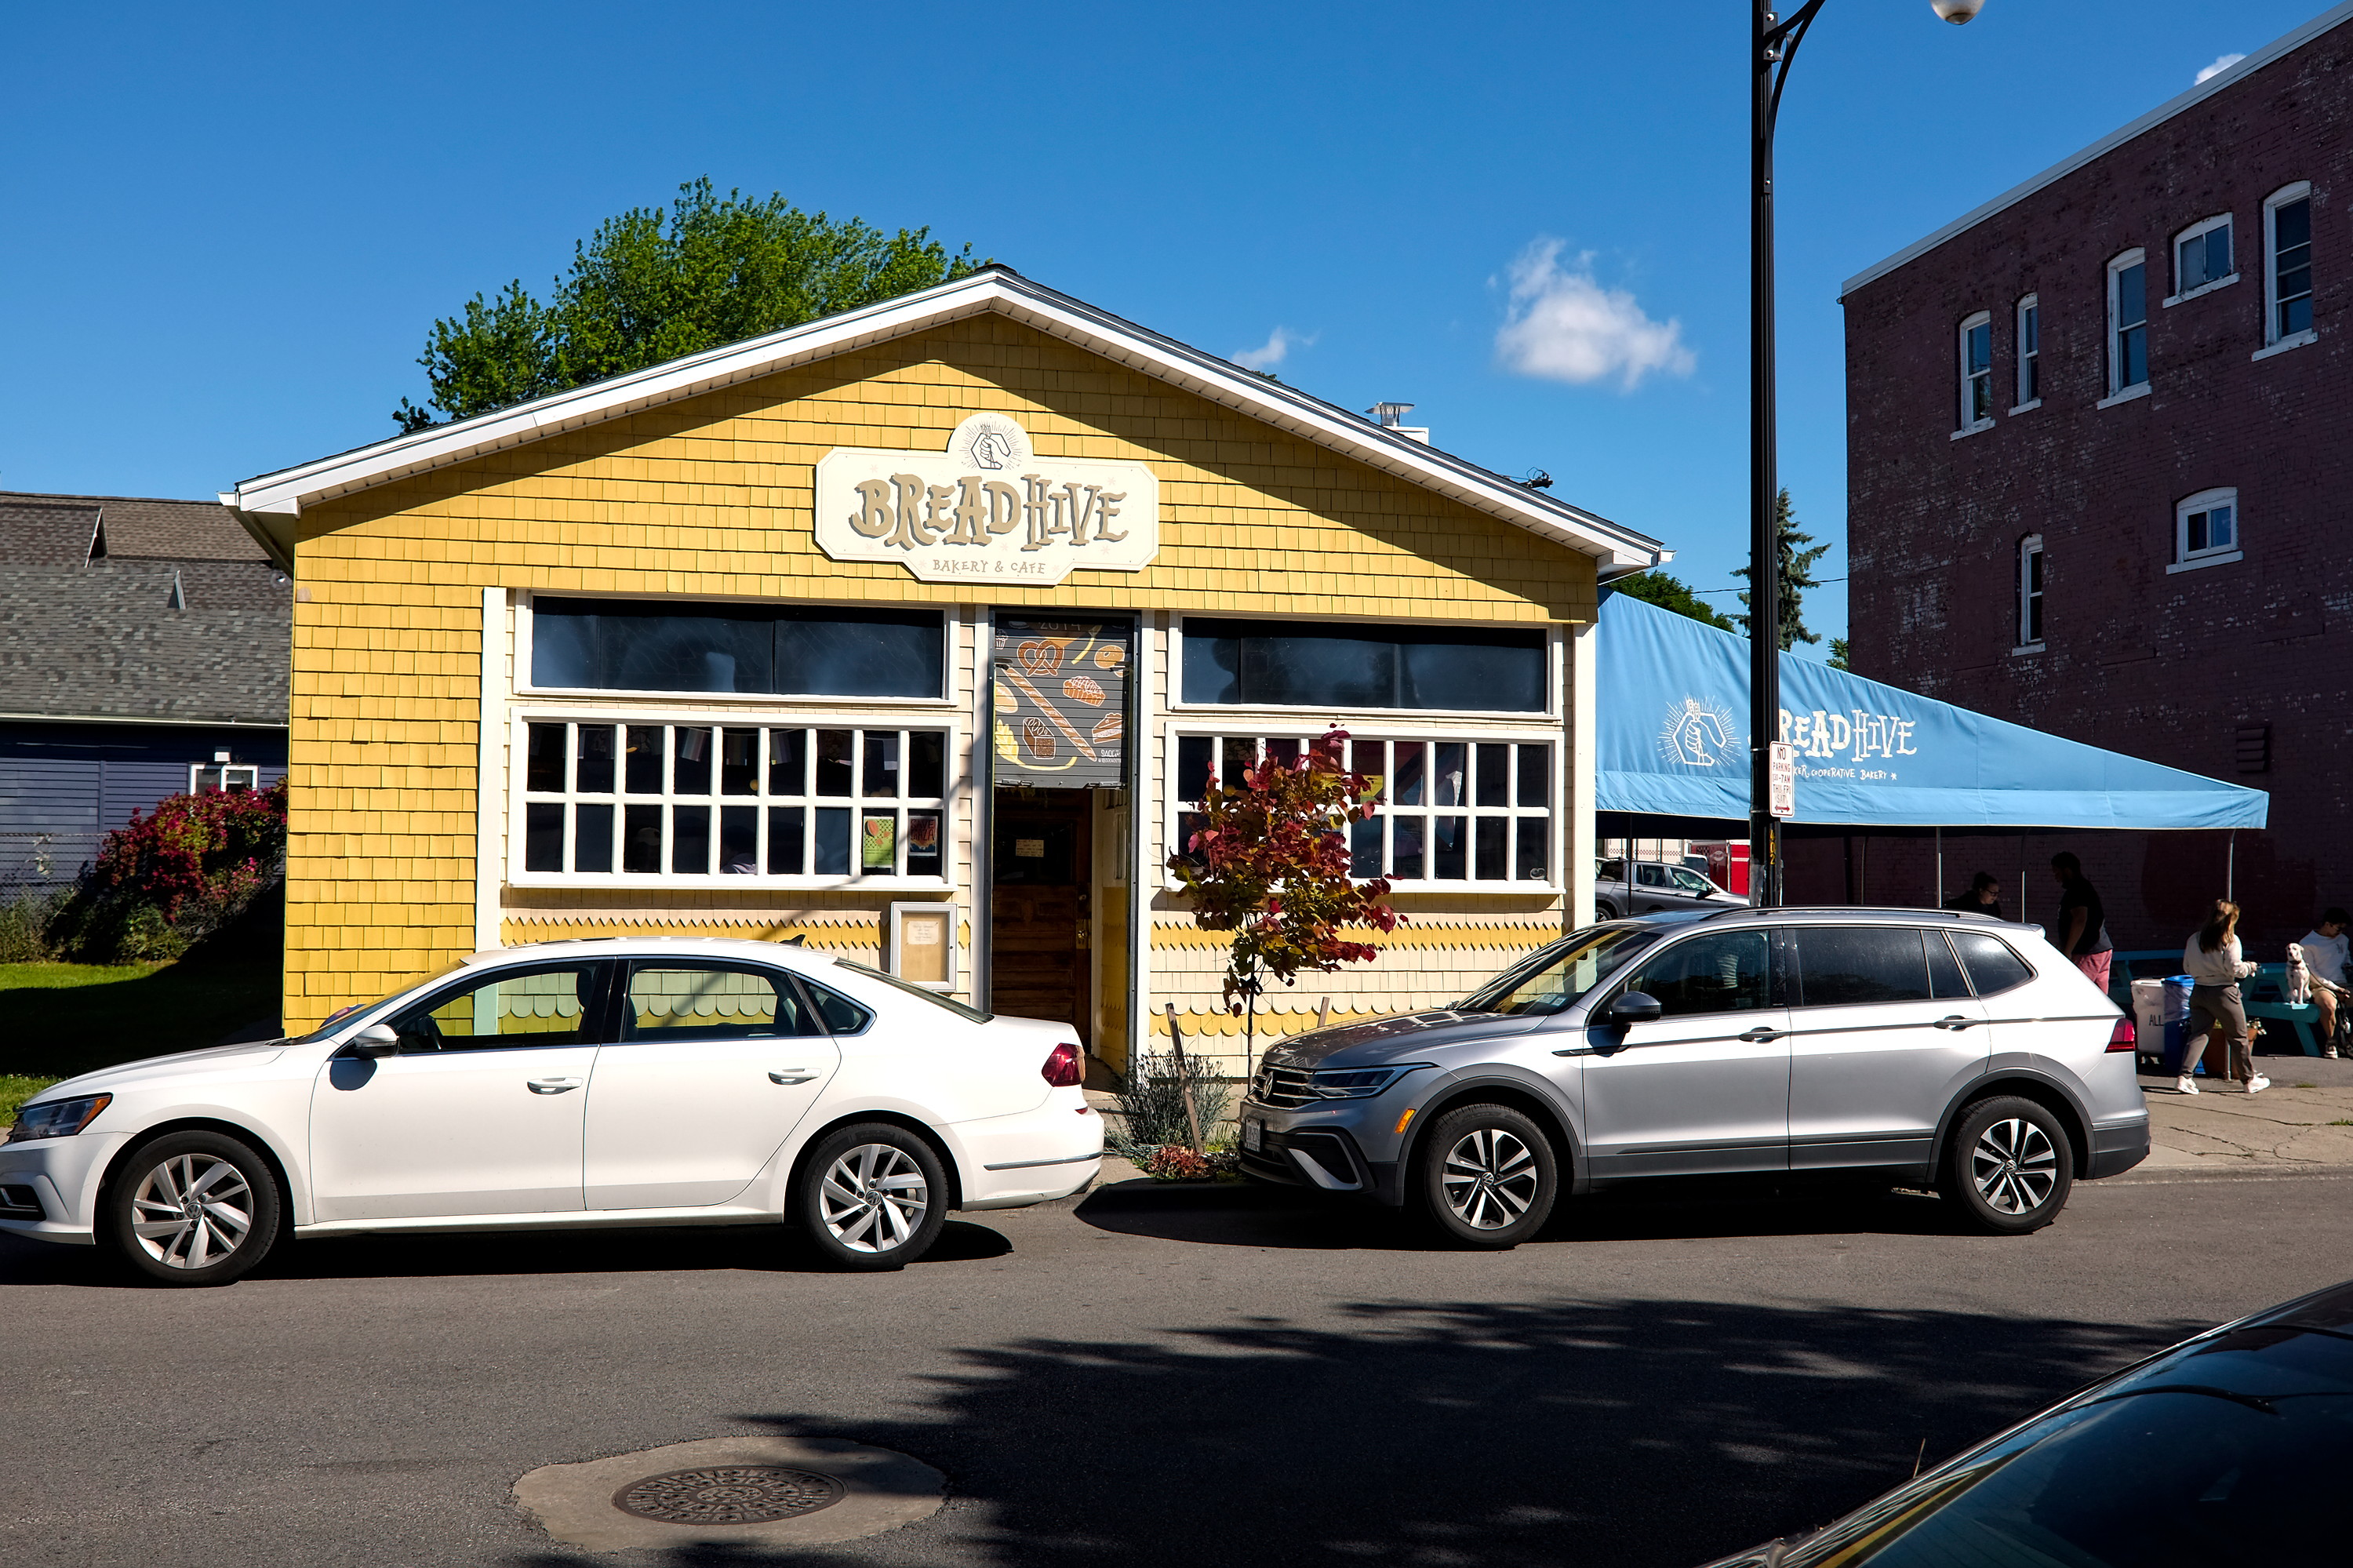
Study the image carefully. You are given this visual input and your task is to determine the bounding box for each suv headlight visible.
[6,1094,111,1143]
[1307,1064,1433,1100]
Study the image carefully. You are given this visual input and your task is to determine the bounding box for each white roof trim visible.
[228,267,1668,575]
[1842,3,2353,300]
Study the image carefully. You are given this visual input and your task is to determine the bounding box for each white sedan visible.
[0,938,1100,1285]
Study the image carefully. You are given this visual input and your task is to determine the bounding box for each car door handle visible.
[1932,1016,1977,1031]
[768,1070,818,1085]
[526,1077,584,1094]
[1738,1027,1783,1043]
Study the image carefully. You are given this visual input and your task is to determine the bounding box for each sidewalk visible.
[2135,1057,2353,1176]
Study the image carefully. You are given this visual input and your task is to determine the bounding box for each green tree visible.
[1611,570,1737,631]
[1734,488,1831,650]
[395,179,980,431]
[1827,636,1852,671]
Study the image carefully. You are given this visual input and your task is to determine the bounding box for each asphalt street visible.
[8,1168,2353,1568]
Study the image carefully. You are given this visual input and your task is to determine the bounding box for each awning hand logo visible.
[1660,698,1740,769]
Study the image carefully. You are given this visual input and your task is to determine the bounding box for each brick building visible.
[1838,5,2353,950]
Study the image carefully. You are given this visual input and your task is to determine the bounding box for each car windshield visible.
[837,962,993,1024]
[1457,926,1657,1017]
[1779,1333,2353,1567]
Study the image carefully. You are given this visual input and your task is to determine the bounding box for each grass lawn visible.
[0,953,280,1087]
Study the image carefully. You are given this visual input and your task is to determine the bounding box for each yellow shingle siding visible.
[283,314,1598,1030]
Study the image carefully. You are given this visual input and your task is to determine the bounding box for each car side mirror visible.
[1609,991,1664,1026]
[347,1023,401,1058]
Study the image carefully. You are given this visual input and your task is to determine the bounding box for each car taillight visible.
[2107,1017,2139,1052]
[1041,1042,1083,1087]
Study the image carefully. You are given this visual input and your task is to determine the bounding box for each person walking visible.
[2051,853,2113,993]
[2300,907,2351,1058]
[1945,872,2005,920]
[2178,899,2265,1096]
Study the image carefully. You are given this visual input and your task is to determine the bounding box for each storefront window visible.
[1179,619,1547,712]
[519,719,948,882]
[1171,733,1553,887]
[530,598,946,699]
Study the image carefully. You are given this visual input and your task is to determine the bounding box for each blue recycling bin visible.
[2158,975,2205,1075]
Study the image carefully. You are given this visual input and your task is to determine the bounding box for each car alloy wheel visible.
[1941,1094,2074,1235]
[819,1143,929,1254]
[1442,1127,1540,1231]
[103,1130,283,1286]
[1970,1117,2059,1216]
[1413,1103,1558,1248]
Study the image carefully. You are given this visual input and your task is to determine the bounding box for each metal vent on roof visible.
[2235,723,2271,774]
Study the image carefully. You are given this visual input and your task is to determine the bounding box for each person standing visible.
[2179,899,2265,1096]
[1945,872,2005,920]
[2050,853,2112,994]
[2300,907,2351,1058]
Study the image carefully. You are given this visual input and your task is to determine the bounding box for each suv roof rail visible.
[1699,904,1987,922]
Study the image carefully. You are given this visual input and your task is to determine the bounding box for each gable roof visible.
[0,489,271,569]
[226,267,1670,577]
[1842,2,2353,299]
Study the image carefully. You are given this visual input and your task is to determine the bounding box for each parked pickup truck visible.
[1594,857,1747,919]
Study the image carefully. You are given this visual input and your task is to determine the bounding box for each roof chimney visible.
[1367,402,1430,445]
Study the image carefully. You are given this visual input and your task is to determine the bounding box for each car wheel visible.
[1413,1104,1558,1249]
[102,1130,282,1286]
[795,1122,949,1271]
[1940,1096,2074,1235]
[1595,902,1620,920]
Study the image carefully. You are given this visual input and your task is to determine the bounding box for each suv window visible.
[1952,931,2036,996]
[1926,930,1970,999]
[391,963,604,1052]
[1597,858,1626,880]
[1618,930,1773,1017]
[1636,863,1668,886]
[620,964,821,1041]
[1795,927,1933,1006]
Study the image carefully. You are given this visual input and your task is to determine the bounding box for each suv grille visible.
[1252,1062,1315,1108]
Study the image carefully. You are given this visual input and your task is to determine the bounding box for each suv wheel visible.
[795,1122,949,1271]
[1941,1096,2074,1235]
[1413,1104,1558,1248]
[103,1130,283,1286]
[1595,901,1620,920]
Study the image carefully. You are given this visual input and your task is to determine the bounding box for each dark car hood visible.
[1261,1010,1540,1070]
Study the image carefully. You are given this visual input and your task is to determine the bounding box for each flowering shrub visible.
[55,782,288,962]
[1138,1144,1242,1182]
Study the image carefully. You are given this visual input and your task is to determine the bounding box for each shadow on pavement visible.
[496,1293,2192,1568]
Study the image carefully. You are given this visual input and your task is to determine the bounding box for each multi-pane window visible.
[2017,535,2045,649]
[2108,251,2149,393]
[2177,488,2239,565]
[2267,185,2314,343]
[2174,215,2234,296]
[1958,312,1994,427]
[519,720,948,881]
[1171,733,1554,886]
[2015,296,2040,406]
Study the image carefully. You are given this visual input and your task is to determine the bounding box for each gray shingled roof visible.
[0,489,268,564]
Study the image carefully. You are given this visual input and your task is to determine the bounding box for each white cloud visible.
[1232,326,1315,372]
[2195,52,2246,84]
[1493,240,1695,391]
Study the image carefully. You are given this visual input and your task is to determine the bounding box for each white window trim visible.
[1949,422,1995,442]
[2173,486,2242,571]
[2016,534,2045,655]
[2163,213,2238,306]
[188,762,261,793]
[2252,329,2319,362]
[2264,180,2316,347]
[2013,293,2041,412]
[1160,720,1563,895]
[1165,616,1562,722]
[2108,248,2151,397]
[1955,310,1995,436]
[512,591,958,708]
[507,704,961,890]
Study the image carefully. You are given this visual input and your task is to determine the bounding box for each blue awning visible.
[1597,593,2268,831]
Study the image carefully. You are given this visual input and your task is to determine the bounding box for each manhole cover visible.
[613,1465,847,1525]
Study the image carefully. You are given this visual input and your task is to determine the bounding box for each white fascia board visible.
[1841,3,2353,300]
[229,270,1669,575]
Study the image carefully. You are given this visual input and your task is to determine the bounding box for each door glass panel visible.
[395,966,599,1051]
[1952,932,2036,995]
[1619,931,1773,1017]
[1926,931,1970,999]
[1796,927,1933,1006]
[799,979,874,1035]
[1637,864,1667,886]
[621,966,815,1040]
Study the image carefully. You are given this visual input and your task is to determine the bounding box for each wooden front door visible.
[989,791,1092,1038]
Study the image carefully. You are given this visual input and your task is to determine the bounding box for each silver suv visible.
[1236,908,2147,1246]
[1595,857,1746,919]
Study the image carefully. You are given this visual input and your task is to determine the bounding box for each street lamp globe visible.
[1930,0,1985,20]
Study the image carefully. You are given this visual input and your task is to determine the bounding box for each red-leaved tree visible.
[1169,727,1400,1056]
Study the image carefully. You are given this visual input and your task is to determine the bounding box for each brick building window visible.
[2171,488,2241,573]
[2264,183,2315,347]
[2106,250,2150,398]
[2016,536,2045,651]
[2013,296,2041,409]
[2170,214,2235,302]
[1957,312,1995,431]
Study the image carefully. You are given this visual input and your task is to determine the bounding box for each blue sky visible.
[4,1,2326,649]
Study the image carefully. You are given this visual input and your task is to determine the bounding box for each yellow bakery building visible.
[225,267,1668,1077]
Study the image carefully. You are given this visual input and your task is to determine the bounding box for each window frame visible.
[1955,311,1995,435]
[1167,616,1562,722]
[2261,181,2317,353]
[1598,927,1780,1020]
[2012,294,2041,412]
[386,959,615,1054]
[514,591,957,710]
[189,762,261,795]
[2165,213,2238,306]
[1162,722,1562,893]
[508,705,960,890]
[2171,487,2242,574]
[2016,534,2046,653]
[2104,249,2151,402]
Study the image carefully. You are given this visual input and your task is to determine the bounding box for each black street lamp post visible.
[1747,0,1982,908]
